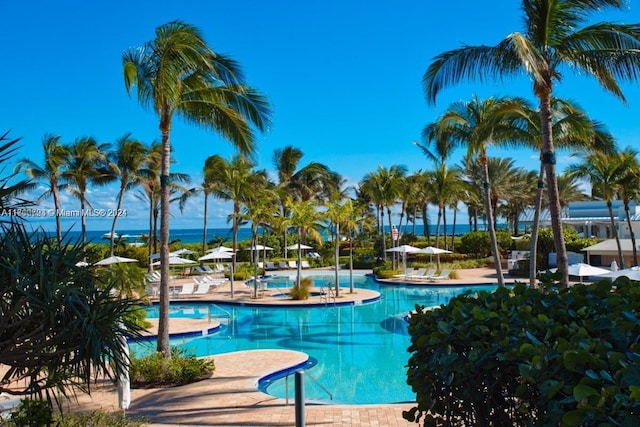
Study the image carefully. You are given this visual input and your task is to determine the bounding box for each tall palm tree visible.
[273,146,337,257]
[567,151,628,268]
[62,137,112,252]
[107,133,148,256]
[123,20,271,356]
[205,154,268,298]
[423,0,640,286]
[616,148,640,265]
[285,198,323,289]
[431,97,527,286]
[14,134,69,245]
[359,169,387,259]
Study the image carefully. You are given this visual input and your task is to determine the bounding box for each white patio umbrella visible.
[172,248,196,256]
[198,250,233,261]
[286,243,313,250]
[94,256,138,266]
[246,245,273,251]
[151,256,196,266]
[417,246,453,264]
[386,245,421,272]
[551,262,610,281]
[116,333,130,410]
[206,245,234,253]
[600,266,640,281]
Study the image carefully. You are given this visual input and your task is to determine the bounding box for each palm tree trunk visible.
[231,204,239,299]
[607,201,625,269]
[422,204,429,240]
[148,196,154,270]
[296,229,302,289]
[157,129,171,357]
[202,192,209,253]
[387,209,396,269]
[443,206,448,250]
[481,153,505,287]
[435,205,442,270]
[80,197,87,259]
[539,93,569,287]
[334,222,340,298]
[624,201,638,266]
[451,208,457,252]
[529,166,545,287]
[349,233,354,293]
[252,224,259,298]
[380,208,387,262]
[52,182,62,247]
[109,185,127,256]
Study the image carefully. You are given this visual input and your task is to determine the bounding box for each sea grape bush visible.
[404,278,640,426]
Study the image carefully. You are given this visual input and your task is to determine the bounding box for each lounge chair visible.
[214,263,226,273]
[192,266,206,275]
[288,260,298,269]
[193,282,211,294]
[429,269,451,281]
[301,260,311,269]
[202,265,215,274]
[278,261,289,270]
[394,268,414,278]
[419,268,437,280]
[265,262,276,271]
[257,261,264,269]
[407,268,426,280]
[177,282,195,297]
[145,271,161,283]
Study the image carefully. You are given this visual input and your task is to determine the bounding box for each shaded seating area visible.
[408,268,436,281]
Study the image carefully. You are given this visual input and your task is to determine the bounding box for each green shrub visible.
[405,277,640,426]
[8,399,53,427]
[130,347,214,388]
[56,410,146,426]
[289,277,313,300]
[459,231,491,257]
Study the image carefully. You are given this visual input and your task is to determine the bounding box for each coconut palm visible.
[123,20,271,356]
[359,169,387,259]
[285,198,323,289]
[205,154,268,298]
[423,0,640,286]
[14,134,69,245]
[616,148,640,265]
[325,193,350,297]
[62,137,112,252]
[430,97,528,286]
[273,146,338,257]
[106,133,148,256]
[429,163,463,267]
[567,151,628,268]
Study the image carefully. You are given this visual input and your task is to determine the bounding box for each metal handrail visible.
[285,370,332,404]
[208,303,231,324]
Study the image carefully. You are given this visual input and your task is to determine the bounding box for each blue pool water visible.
[137,275,497,404]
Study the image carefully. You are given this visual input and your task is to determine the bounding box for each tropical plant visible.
[106,133,148,256]
[62,137,112,252]
[285,198,323,288]
[204,154,268,297]
[0,221,143,409]
[616,148,640,265]
[122,19,271,356]
[422,0,640,287]
[567,151,628,268]
[13,133,68,244]
[429,96,528,286]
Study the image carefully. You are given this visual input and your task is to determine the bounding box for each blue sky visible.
[2,0,640,232]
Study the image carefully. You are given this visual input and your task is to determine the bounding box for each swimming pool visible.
[137,275,497,404]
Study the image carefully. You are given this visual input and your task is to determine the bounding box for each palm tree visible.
[616,148,640,265]
[123,20,271,356]
[423,0,640,286]
[205,154,268,298]
[325,193,350,297]
[62,137,112,252]
[273,146,337,257]
[359,169,387,260]
[107,133,148,256]
[285,198,323,289]
[431,97,527,286]
[567,151,628,268]
[14,134,69,245]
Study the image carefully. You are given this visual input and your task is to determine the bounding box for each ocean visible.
[43,224,493,245]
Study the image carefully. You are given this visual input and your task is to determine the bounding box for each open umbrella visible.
[246,245,274,251]
[151,256,196,266]
[551,262,610,281]
[600,266,640,281]
[386,245,421,272]
[172,248,195,256]
[417,246,453,264]
[94,256,138,266]
[286,243,313,250]
[198,250,233,261]
[206,245,234,253]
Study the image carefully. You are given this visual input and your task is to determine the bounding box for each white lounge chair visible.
[394,268,414,278]
[288,260,297,269]
[265,262,276,271]
[193,282,212,294]
[429,269,451,281]
[301,260,311,269]
[202,265,215,274]
[177,282,195,297]
[278,261,289,270]
[407,268,426,280]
